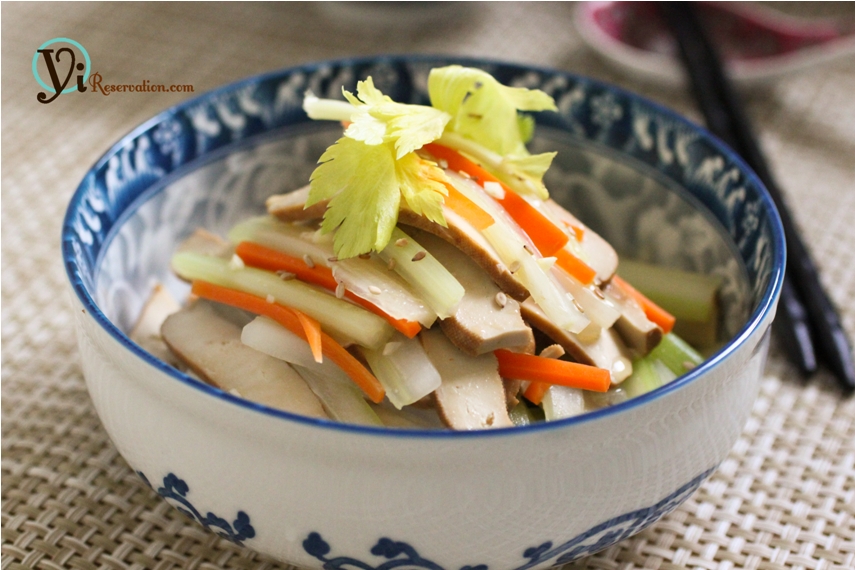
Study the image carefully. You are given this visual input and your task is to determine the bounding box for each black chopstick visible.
[659,2,855,392]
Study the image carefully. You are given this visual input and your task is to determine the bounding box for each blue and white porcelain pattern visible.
[63,56,784,569]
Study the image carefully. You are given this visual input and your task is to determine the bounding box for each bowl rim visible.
[62,54,786,440]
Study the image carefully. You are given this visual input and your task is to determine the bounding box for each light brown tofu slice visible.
[130,283,183,368]
[408,228,534,356]
[603,281,663,356]
[420,329,513,430]
[161,300,329,419]
[521,300,633,384]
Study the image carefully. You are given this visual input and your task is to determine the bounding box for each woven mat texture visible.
[2,2,854,569]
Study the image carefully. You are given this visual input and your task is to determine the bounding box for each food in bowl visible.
[64,56,783,568]
[140,65,717,430]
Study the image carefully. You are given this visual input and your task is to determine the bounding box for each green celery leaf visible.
[343,78,451,158]
[308,137,450,259]
[309,137,401,259]
[428,65,557,157]
[396,153,448,225]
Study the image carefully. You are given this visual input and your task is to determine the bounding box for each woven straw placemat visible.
[2,3,854,569]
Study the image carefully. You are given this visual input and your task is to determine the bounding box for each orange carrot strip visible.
[442,182,495,230]
[611,275,676,334]
[494,189,569,255]
[191,280,386,403]
[235,241,338,289]
[235,242,421,338]
[425,143,572,257]
[294,310,323,364]
[523,381,550,406]
[494,349,611,393]
[555,249,597,285]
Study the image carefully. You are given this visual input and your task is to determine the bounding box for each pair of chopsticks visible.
[659,2,855,392]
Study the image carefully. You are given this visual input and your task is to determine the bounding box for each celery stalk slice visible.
[617,259,722,323]
[293,365,384,427]
[509,401,541,426]
[377,227,464,319]
[648,332,704,376]
[621,356,664,399]
[171,251,393,349]
[359,333,442,409]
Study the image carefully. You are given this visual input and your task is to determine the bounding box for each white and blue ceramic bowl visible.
[63,56,784,569]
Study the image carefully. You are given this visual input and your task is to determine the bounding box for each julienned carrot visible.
[523,381,550,406]
[555,249,597,285]
[425,143,570,256]
[443,183,495,230]
[492,187,568,255]
[235,242,421,338]
[191,280,386,403]
[494,349,610,393]
[294,310,323,364]
[611,275,676,334]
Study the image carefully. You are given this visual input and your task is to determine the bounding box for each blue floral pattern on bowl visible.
[137,471,255,546]
[302,465,714,568]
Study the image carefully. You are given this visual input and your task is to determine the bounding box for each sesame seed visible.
[228,388,242,397]
[539,344,566,359]
[276,270,296,281]
[438,159,448,169]
[387,258,396,271]
[359,253,372,260]
[303,254,315,268]
[458,170,471,179]
[335,282,346,299]
[509,260,521,273]
[494,292,507,309]
[395,238,408,247]
[369,285,382,295]
[483,181,504,199]
[266,294,275,304]
[328,256,339,263]
[573,298,585,313]
[411,251,426,262]
[594,288,606,299]
[683,361,696,371]
[229,254,245,270]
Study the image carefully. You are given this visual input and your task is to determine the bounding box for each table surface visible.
[2,2,854,569]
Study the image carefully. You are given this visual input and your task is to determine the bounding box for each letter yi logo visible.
[33,37,91,104]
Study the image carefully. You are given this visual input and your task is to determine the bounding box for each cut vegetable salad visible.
[132,65,719,430]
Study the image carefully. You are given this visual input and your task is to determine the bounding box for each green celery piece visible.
[509,401,544,426]
[376,227,464,319]
[617,259,722,323]
[293,365,384,427]
[621,356,664,399]
[171,251,393,349]
[648,332,704,376]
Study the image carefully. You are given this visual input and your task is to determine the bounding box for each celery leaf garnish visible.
[428,65,558,199]
[428,65,557,157]
[305,79,451,258]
